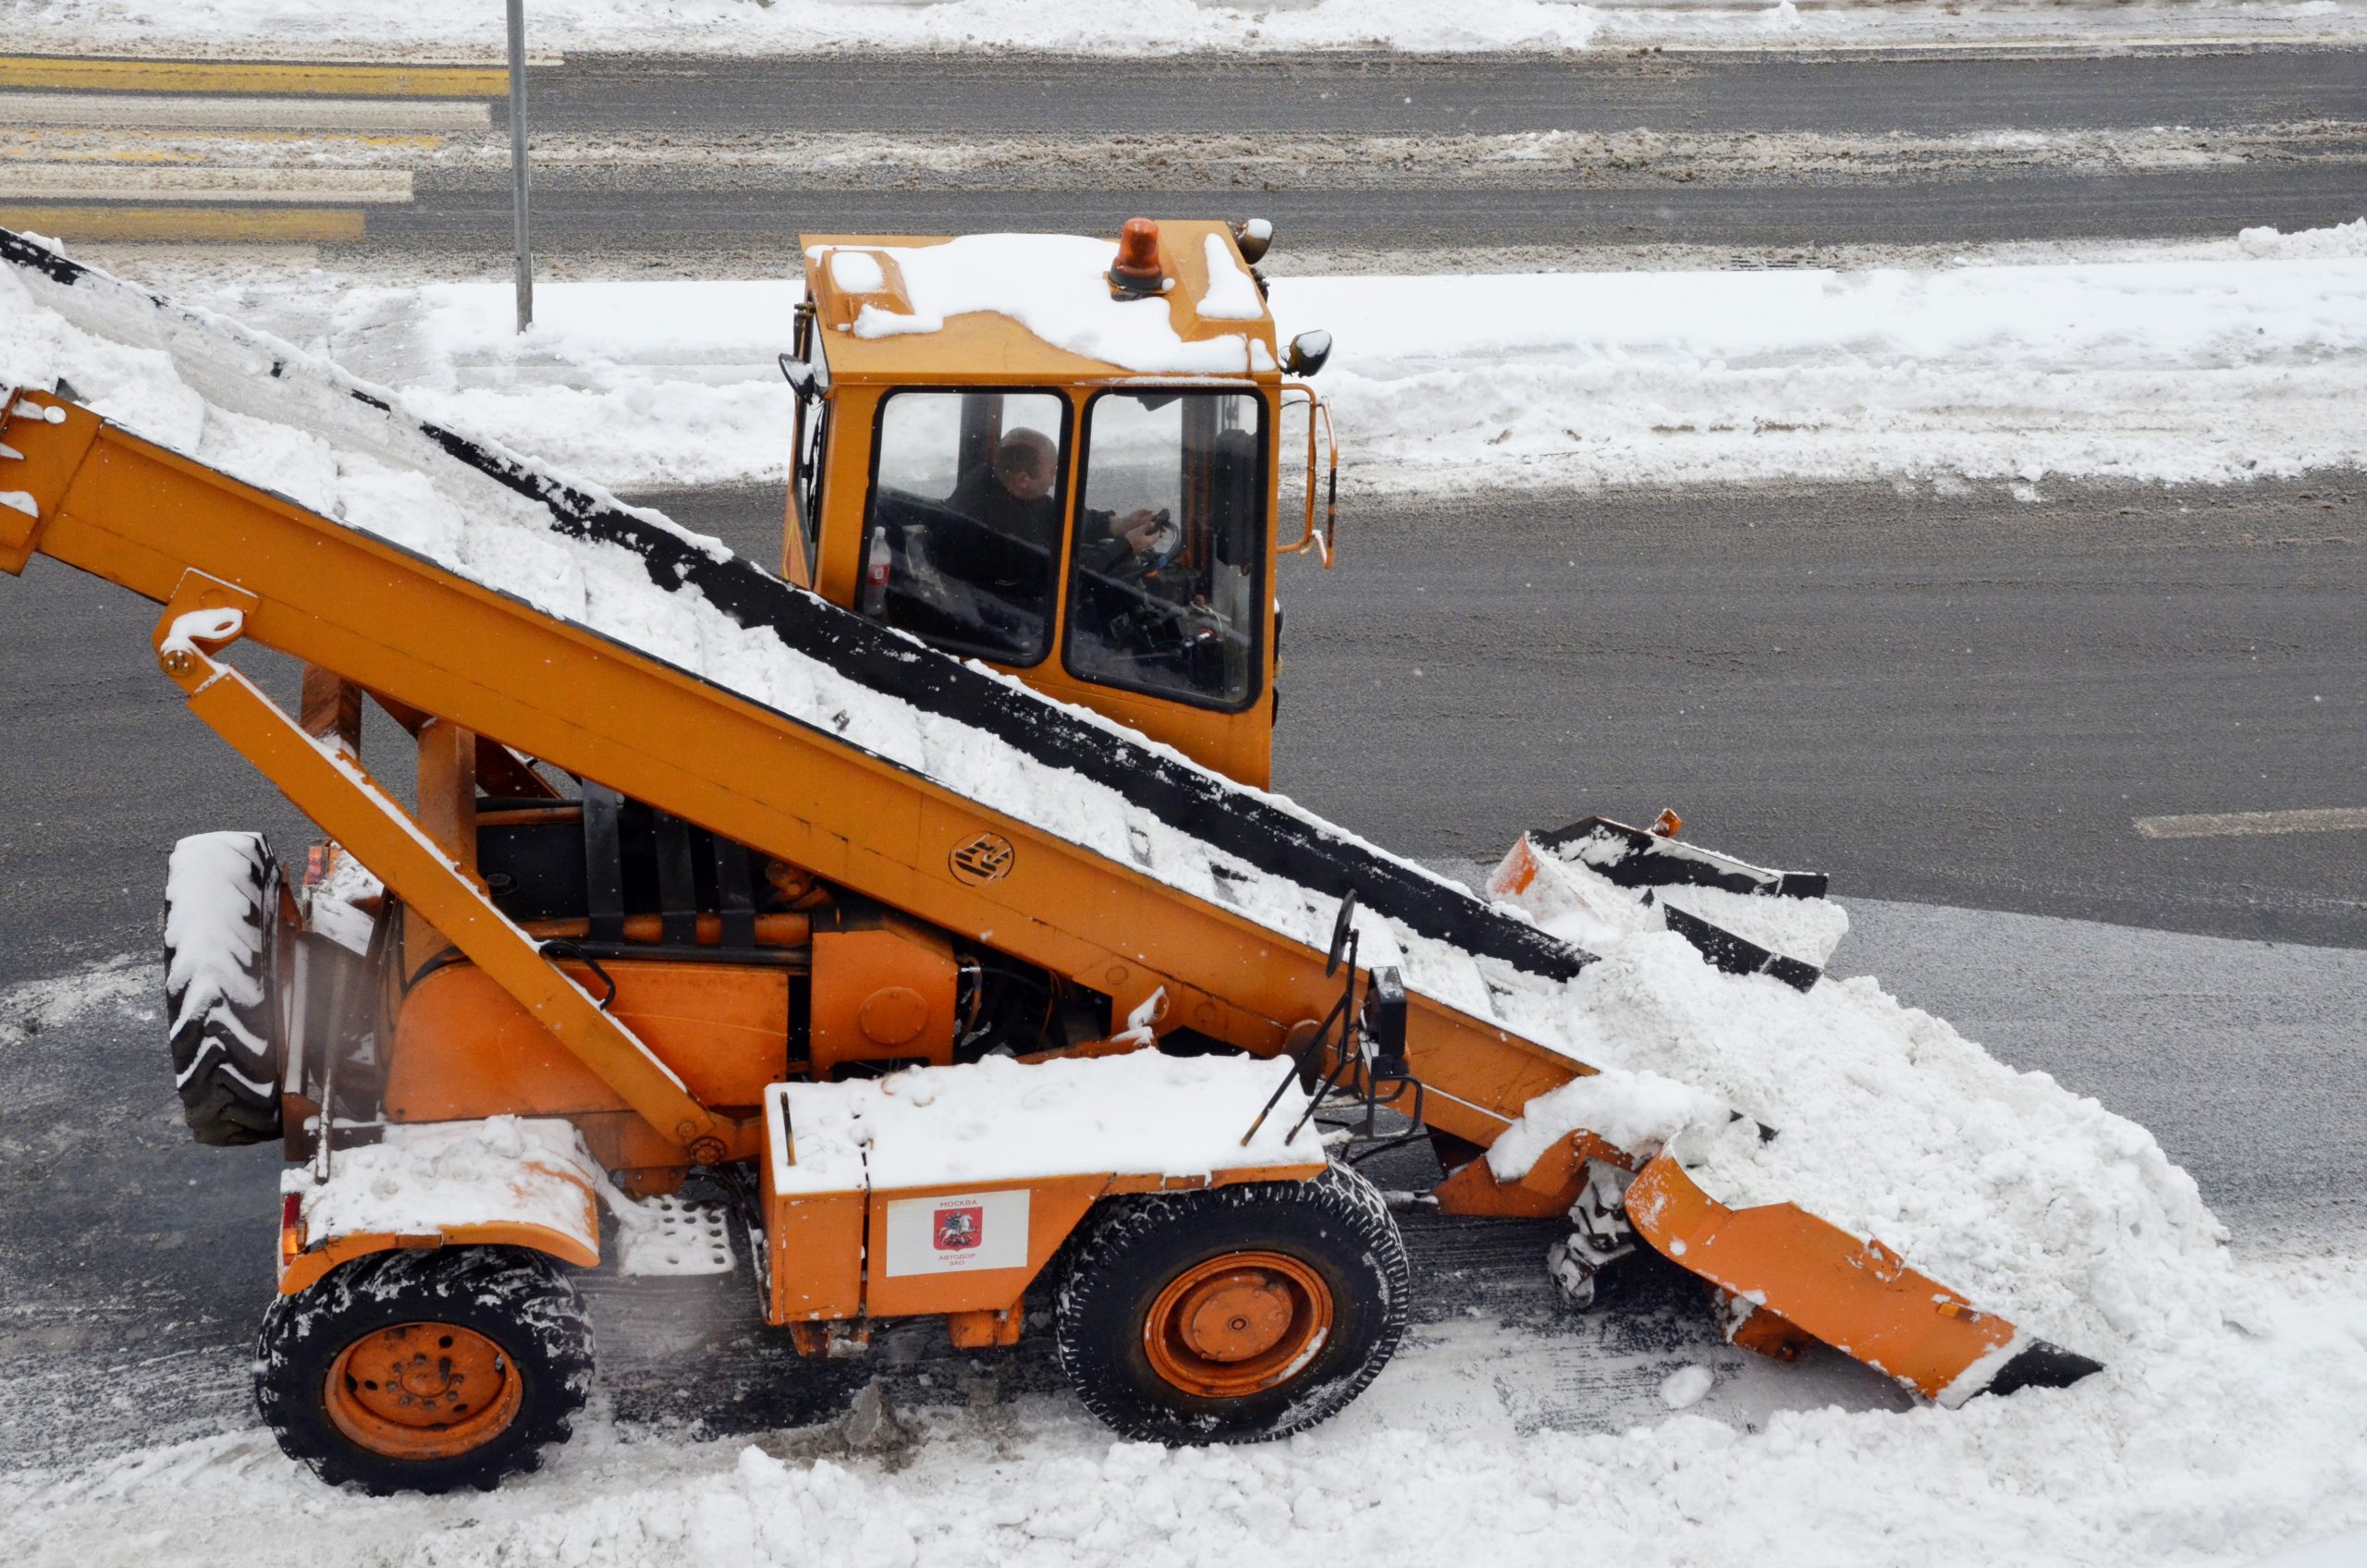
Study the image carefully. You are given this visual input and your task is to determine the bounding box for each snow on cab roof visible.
[801,222,1279,382]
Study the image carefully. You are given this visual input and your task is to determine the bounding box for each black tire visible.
[1054,1163,1409,1444]
[255,1246,593,1494]
[163,831,283,1145]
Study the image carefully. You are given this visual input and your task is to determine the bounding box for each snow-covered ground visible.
[2,1250,2364,1568]
[182,220,2367,496]
[11,0,2367,57]
[5,903,2366,1564]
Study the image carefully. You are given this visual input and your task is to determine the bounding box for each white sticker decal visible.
[883,1189,1031,1277]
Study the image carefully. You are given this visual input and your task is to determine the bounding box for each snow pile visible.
[2,235,2221,1359]
[1297,249,2367,490]
[827,234,1273,374]
[292,1115,600,1251]
[2238,217,2367,261]
[1487,847,2226,1354]
[11,0,2364,56]
[209,226,2367,494]
[7,1251,2367,1567]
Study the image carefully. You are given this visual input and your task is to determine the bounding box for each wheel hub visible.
[325,1320,523,1461]
[1144,1250,1333,1399]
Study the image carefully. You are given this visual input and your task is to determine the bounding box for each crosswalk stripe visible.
[0,165,411,202]
[0,204,365,240]
[0,56,511,98]
[0,91,489,130]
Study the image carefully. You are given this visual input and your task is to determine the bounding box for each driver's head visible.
[992,429,1057,501]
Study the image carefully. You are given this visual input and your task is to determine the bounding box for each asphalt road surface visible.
[525,49,2367,138]
[356,45,2367,268]
[1,476,2358,996]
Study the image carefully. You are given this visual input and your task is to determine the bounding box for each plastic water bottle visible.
[862,530,891,617]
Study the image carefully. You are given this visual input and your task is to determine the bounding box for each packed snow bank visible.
[11,0,2365,56]
[2,233,2223,1362]
[6,1249,2367,1568]
[205,226,2367,494]
[1489,848,2226,1351]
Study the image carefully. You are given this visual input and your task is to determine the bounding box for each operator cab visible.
[779,219,1336,789]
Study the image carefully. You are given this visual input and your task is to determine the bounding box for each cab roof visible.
[800,220,1280,386]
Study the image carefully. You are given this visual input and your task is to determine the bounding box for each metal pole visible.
[507,0,533,333]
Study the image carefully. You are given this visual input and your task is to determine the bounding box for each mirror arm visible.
[1278,383,1333,566]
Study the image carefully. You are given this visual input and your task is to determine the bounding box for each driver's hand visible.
[1119,510,1162,551]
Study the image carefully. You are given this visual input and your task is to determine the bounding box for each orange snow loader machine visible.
[0,218,2096,1494]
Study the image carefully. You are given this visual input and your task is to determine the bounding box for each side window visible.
[1065,390,1263,708]
[862,390,1067,666]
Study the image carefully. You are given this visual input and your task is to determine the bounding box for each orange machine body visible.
[0,214,2077,1407]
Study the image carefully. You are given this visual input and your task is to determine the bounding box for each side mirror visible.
[778,352,819,401]
[1325,889,1358,977]
[1283,329,1331,378]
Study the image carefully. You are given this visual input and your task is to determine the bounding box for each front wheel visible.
[254,1246,593,1494]
[1054,1163,1409,1443]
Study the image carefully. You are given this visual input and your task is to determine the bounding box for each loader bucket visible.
[1624,1149,2103,1404]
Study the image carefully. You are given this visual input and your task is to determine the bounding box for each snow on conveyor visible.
[0,229,2226,1361]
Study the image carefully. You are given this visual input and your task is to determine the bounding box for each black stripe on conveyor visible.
[0,226,1587,985]
[407,422,1590,985]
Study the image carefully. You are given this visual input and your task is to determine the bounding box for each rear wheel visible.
[1054,1163,1408,1443]
[255,1246,592,1494]
[163,831,283,1145]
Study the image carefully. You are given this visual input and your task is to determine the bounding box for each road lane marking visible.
[0,91,488,130]
[2135,808,2367,840]
[0,205,364,241]
[0,56,509,98]
[0,165,410,202]
[0,133,444,163]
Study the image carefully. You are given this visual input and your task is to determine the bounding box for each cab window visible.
[1064,390,1263,709]
[862,389,1068,666]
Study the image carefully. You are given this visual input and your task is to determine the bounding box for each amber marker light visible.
[1109,216,1164,297]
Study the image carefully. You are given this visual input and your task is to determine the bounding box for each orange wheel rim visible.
[1143,1250,1332,1399]
[324,1320,524,1461]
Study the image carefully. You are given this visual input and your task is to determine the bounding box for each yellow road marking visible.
[0,146,199,165]
[0,205,364,241]
[0,56,509,98]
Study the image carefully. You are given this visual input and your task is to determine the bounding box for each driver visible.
[928,428,1063,629]
[975,428,1059,553]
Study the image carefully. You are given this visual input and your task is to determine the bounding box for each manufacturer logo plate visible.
[950,832,1015,885]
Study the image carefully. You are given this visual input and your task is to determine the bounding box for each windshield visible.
[1065,390,1264,709]
[861,389,1068,666]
